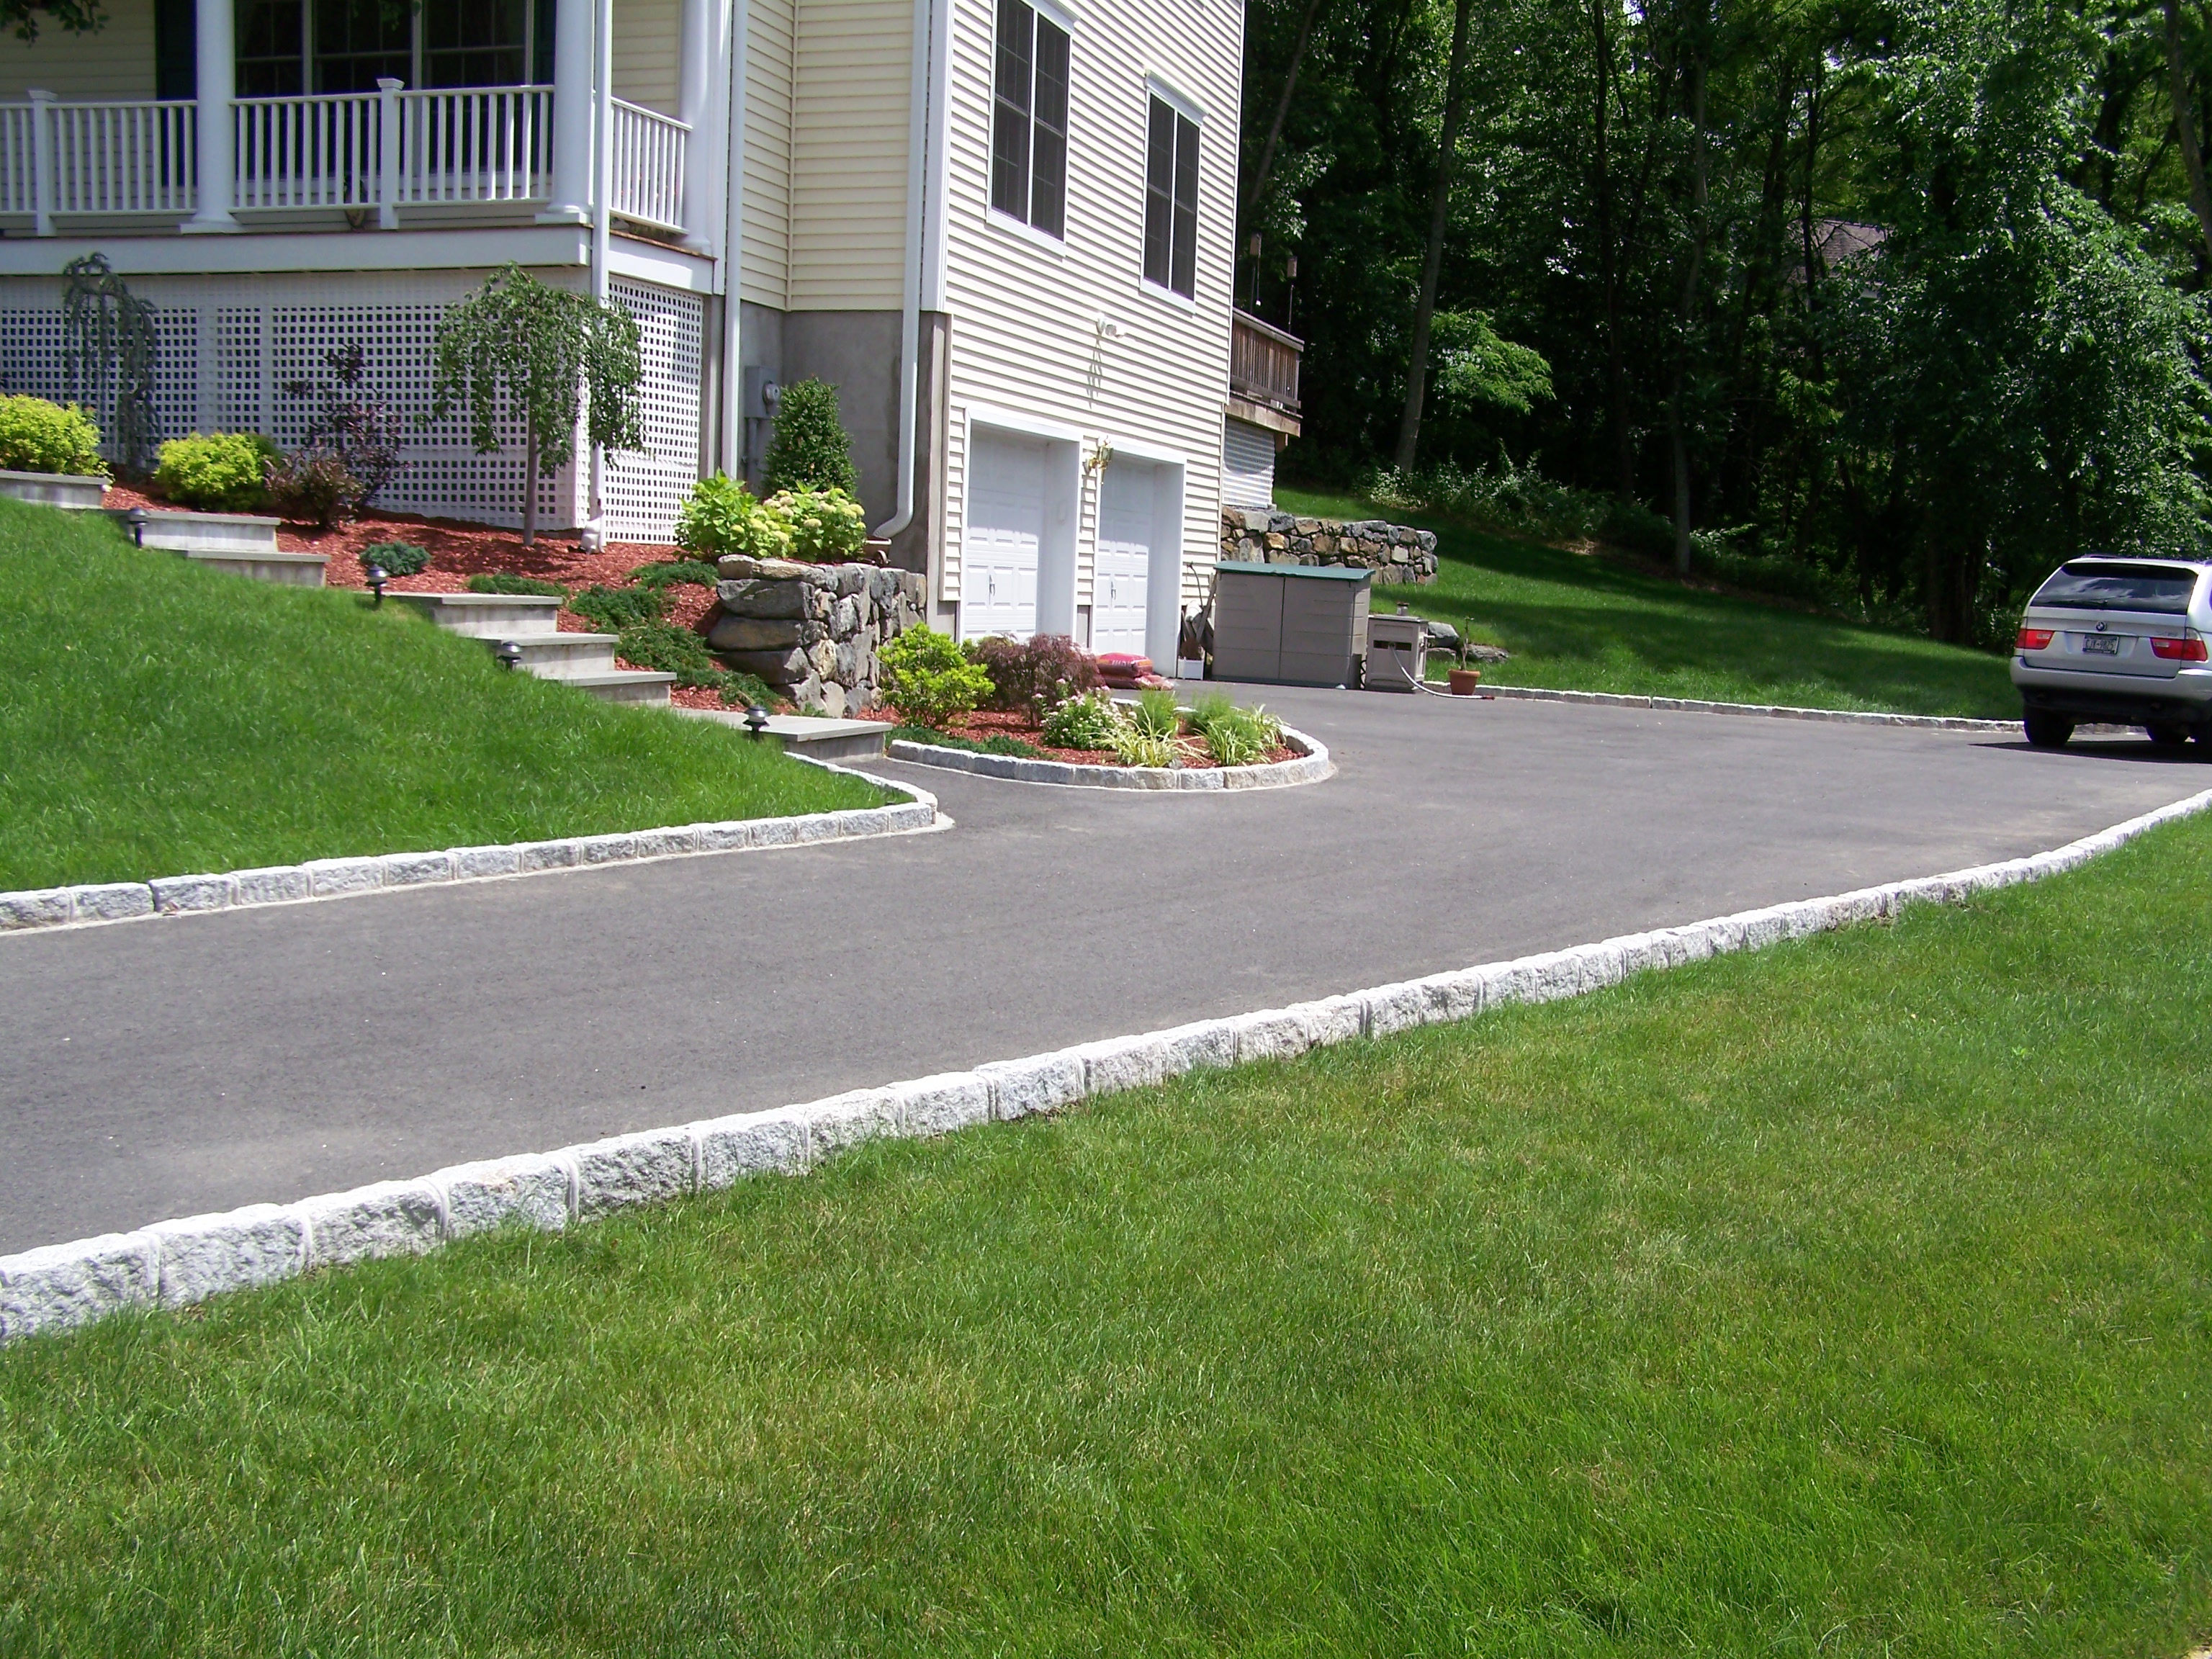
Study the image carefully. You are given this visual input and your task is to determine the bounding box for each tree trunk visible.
[523,425,540,548]
[2165,0,2212,264]
[1668,32,1709,576]
[1592,0,1634,502]
[1393,0,1477,473]
[1246,0,1328,217]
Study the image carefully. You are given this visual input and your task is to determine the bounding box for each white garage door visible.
[1092,462,1156,657]
[964,430,1046,639]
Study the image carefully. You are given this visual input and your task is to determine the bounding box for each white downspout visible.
[720,0,750,477]
[589,0,614,534]
[871,0,938,542]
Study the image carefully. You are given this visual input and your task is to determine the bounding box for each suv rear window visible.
[2031,562,2200,614]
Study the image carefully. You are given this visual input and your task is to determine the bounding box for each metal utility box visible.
[1365,609,1428,691]
[1210,562,1373,687]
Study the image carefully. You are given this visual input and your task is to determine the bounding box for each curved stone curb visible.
[1475,683,2016,731]
[0,758,942,938]
[6,784,2208,1344]
[887,724,1331,791]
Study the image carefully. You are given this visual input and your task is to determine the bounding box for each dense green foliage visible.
[0,395,104,477]
[0,500,874,887]
[1250,0,2212,642]
[151,432,277,512]
[6,814,2211,1653]
[762,377,859,495]
[768,485,870,561]
[464,572,568,598]
[361,539,431,578]
[674,472,793,562]
[879,624,993,727]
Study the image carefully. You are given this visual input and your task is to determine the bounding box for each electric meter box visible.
[1364,611,1428,692]
[1209,562,1373,687]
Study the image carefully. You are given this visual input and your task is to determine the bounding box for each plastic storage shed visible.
[1209,562,1374,687]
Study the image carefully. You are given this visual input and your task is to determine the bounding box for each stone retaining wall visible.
[1220,508,1439,585]
[708,555,927,716]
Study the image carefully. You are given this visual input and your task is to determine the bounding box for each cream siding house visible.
[2,0,1282,663]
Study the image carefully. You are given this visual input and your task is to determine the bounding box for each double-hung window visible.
[1143,95,1199,298]
[992,0,1070,238]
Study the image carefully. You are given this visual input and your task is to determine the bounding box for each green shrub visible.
[154,432,280,511]
[613,620,721,688]
[361,539,430,577]
[966,634,1102,710]
[1111,726,1177,768]
[629,558,721,590]
[768,485,868,562]
[763,377,858,495]
[0,395,105,477]
[467,573,568,598]
[879,624,992,728]
[1041,690,1125,751]
[1130,687,1182,739]
[674,472,793,562]
[570,584,665,631]
[1182,690,1240,735]
[264,447,361,527]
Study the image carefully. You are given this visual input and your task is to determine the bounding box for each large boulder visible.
[707,615,806,653]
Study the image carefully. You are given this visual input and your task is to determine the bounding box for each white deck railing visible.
[0,84,684,236]
[608,97,688,234]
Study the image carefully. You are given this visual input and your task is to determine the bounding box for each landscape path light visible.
[495,640,523,672]
[744,705,770,739]
[126,506,148,547]
[366,563,387,607]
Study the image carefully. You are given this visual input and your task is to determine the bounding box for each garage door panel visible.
[966,431,1046,640]
[1093,464,1157,657]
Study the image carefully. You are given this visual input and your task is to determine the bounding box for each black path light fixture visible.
[365,562,388,606]
[125,505,148,547]
[743,704,770,739]
[495,640,523,672]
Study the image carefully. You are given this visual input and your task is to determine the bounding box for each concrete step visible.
[392,592,564,637]
[496,632,621,680]
[677,709,892,762]
[560,670,678,705]
[113,508,281,556]
[0,468,107,511]
[183,549,327,588]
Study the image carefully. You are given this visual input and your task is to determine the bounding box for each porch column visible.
[539,0,596,222]
[676,0,716,242]
[183,0,238,230]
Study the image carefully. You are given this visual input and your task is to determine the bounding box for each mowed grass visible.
[0,498,876,888]
[1277,486,2021,719]
[6,819,2211,1655]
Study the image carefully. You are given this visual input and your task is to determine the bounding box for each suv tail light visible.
[2149,635,2209,662]
[2016,628,2055,651]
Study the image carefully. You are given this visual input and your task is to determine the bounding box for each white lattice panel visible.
[0,302,193,464]
[601,276,703,540]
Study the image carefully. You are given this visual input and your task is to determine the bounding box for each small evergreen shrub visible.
[675,472,793,562]
[0,395,105,477]
[768,485,868,562]
[1041,690,1125,751]
[879,624,992,728]
[613,620,722,688]
[571,584,665,631]
[968,634,1101,710]
[467,573,569,598]
[361,539,430,577]
[154,433,279,511]
[763,377,858,495]
[629,558,721,590]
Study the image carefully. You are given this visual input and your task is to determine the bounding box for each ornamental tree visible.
[428,264,643,546]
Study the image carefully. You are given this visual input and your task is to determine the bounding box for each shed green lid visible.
[1211,560,1374,582]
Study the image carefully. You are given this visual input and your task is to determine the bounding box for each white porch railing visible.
[608,97,688,235]
[0,84,683,236]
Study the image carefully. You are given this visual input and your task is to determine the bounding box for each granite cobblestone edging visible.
[1475,683,2018,730]
[0,759,943,937]
[886,725,1331,790]
[6,785,2208,1344]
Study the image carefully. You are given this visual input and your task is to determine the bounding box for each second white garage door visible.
[1092,462,1159,657]
[964,430,1046,640]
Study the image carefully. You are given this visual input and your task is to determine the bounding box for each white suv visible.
[2010,557,2212,750]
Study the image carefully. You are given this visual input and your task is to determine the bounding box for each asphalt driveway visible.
[2,685,2203,1253]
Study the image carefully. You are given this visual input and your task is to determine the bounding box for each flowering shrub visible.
[767,485,868,562]
[966,633,1102,710]
[0,395,105,477]
[675,472,792,562]
[880,624,993,727]
[1041,689,1125,751]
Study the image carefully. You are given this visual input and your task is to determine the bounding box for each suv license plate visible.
[2083,634,2123,655]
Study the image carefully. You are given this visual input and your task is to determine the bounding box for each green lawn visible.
[0,498,877,889]
[6,816,2210,1656]
[1277,486,2022,719]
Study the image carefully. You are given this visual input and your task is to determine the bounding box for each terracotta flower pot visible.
[1447,667,1483,696]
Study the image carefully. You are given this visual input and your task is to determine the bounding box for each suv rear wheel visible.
[2146,722,2192,750]
[2024,711,2074,749]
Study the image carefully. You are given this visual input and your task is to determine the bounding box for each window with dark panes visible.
[991,0,1069,238]
[236,0,306,96]
[313,0,410,92]
[1143,95,1199,297]
[424,0,531,89]
[234,0,535,96]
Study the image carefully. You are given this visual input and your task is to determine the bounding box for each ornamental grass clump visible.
[0,395,105,477]
[880,625,992,728]
[675,472,792,562]
[1130,686,1182,739]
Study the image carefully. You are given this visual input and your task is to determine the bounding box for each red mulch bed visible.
[104,486,740,703]
[860,706,1298,769]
